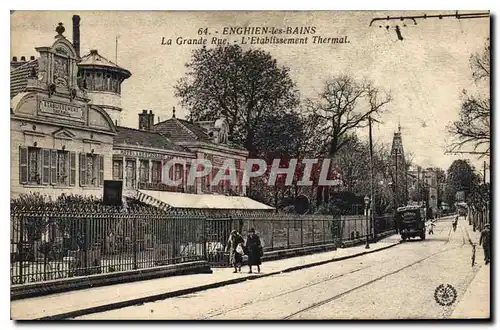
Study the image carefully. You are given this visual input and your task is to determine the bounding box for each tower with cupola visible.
[73,16,131,126]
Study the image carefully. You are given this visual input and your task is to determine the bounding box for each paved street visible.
[75,215,488,320]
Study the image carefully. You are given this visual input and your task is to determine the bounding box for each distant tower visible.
[391,125,407,207]
[77,49,131,126]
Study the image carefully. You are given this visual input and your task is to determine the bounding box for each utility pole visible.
[417,166,421,204]
[369,116,375,242]
[115,35,119,64]
[483,160,487,185]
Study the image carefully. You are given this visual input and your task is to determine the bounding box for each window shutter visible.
[19,147,28,184]
[41,149,50,185]
[69,152,76,186]
[79,153,86,186]
[99,155,104,186]
[50,150,57,185]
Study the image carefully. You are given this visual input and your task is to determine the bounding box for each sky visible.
[10,11,490,177]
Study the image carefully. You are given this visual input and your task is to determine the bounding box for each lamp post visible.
[364,195,370,249]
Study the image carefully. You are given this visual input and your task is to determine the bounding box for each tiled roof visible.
[114,126,190,153]
[79,50,131,77]
[153,118,247,152]
[10,60,38,99]
[153,118,209,142]
[178,119,213,140]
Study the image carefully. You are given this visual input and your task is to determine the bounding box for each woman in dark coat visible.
[226,230,244,273]
[245,228,262,273]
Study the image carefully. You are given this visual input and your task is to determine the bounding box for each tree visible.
[306,76,391,157]
[175,45,300,156]
[447,41,490,156]
[246,111,308,208]
[444,159,480,207]
[305,76,391,206]
[252,111,306,160]
[371,142,397,213]
[334,134,370,194]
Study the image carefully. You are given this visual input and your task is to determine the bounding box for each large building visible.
[10,17,250,203]
[407,166,442,216]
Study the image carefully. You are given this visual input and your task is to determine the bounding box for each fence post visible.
[312,220,315,245]
[300,217,303,247]
[202,218,207,261]
[85,216,89,274]
[19,214,24,284]
[133,215,138,270]
[287,218,290,249]
[271,219,274,250]
[323,220,326,244]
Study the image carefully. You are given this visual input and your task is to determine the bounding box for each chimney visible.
[148,110,154,130]
[138,110,149,130]
[11,56,23,69]
[72,15,81,57]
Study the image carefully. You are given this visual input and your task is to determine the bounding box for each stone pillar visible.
[148,160,152,183]
[122,156,126,187]
[135,157,140,189]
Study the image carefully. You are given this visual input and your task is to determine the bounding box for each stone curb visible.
[34,240,400,320]
[11,261,212,301]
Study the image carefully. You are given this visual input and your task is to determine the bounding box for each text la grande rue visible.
[161,36,229,46]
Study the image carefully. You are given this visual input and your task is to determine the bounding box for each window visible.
[201,175,208,192]
[174,164,183,183]
[139,160,149,183]
[28,147,41,183]
[79,153,104,187]
[151,161,161,183]
[125,160,136,188]
[19,147,41,184]
[19,147,76,186]
[51,150,69,185]
[113,159,123,180]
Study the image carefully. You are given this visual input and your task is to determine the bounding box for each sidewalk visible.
[11,235,399,320]
[450,264,490,319]
[449,218,490,319]
[461,215,483,244]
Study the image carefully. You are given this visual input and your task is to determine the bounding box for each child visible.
[428,220,436,235]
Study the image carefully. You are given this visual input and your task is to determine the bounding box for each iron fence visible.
[204,213,396,267]
[10,207,396,284]
[10,208,205,285]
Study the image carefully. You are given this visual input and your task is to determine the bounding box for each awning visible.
[135,190,274,210]
[134,190,172,211]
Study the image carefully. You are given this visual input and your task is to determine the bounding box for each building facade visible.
[11,18,248,200]
[11,23,116,198]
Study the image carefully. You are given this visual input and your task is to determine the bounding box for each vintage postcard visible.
[9,10,490,320]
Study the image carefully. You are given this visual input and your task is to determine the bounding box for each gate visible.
[205,217,234,267]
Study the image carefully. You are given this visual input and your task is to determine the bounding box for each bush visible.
[314,202,342,216]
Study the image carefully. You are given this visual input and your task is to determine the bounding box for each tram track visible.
[202,256,394,320]
[282,221,467,320]
[203,232,456,320]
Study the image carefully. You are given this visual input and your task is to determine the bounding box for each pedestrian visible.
[479,223,491,265]
[245,228,263,274]
[428,220,435,235]
[225,229,244,273]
